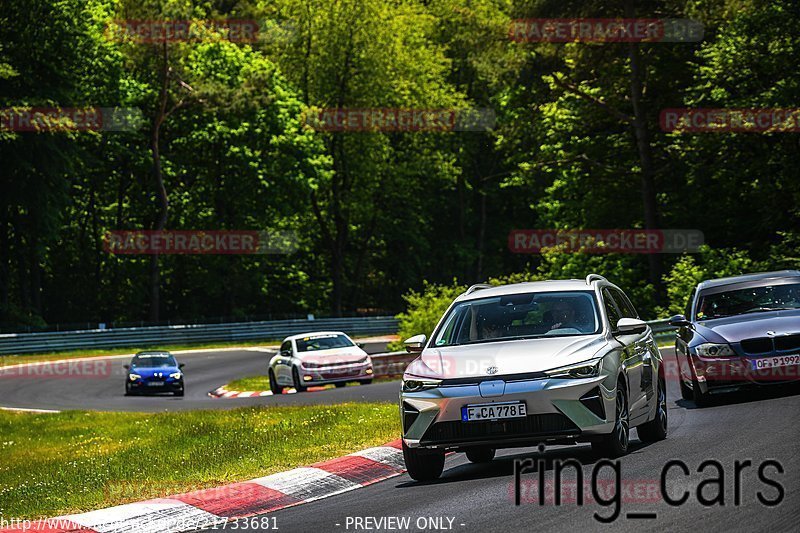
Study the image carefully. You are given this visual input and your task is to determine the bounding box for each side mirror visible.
[123,364,130,370]
[357,343,365,349]
[616,317,647,335]
[404,334,427,354]
[179,363,185,369]
[668,314,692,328]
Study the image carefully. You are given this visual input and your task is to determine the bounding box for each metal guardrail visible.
[0,316,675,357]
[369,319,678,378]
[0,316,399,356]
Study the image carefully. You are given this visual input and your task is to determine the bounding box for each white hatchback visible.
[268,331,373,393]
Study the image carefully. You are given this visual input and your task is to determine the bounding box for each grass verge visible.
[0,340,281,368]
[225,375,398,392]
[0,403,398,519]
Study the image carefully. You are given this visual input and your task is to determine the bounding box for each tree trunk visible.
[626,0,664,297]
[149,41,171,323]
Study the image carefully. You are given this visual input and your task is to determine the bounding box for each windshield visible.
[432,291,600,347]
[696,282,800,319]
[131,354,177,368]
[295,334,354,352]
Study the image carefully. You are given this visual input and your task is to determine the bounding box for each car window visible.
[280,341,291,354]
[131,354,176,368]
[695,281,800,319]
[613,289,639,319]
[432,291,601,347]
[602,288,623,330]
[295,334,354,352]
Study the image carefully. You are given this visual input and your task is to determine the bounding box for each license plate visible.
[147,382,165,387]
[462,402,527,422]
[751,354,800,370]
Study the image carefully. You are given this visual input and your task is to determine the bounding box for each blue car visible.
[124,351,185,397]
[669,270,800,405]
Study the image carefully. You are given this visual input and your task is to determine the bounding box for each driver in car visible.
[549,300,580,330]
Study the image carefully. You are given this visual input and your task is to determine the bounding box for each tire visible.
[637,376,667,443]
[174,389,184,397]
[269,370,284,395]
[125,383,132,396]
[402,440,445,481]
[465,448,495,463]
[359,379,373,386]
[292,367,307,392]
[679,375,693,401]
[592,380,630,458]
[692,376,710,407]
[335,382,347,388]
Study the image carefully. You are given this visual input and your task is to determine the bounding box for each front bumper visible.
[400,374,616,450]
[128,379,184,393]
[298,362,373,385]
[692,355,800,394]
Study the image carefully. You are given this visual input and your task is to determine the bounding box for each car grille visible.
[741,334,800,355]
[420,413,579,445]
[775,334,800,352]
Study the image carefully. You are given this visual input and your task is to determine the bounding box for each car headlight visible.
[546,358,603,379]
[128,373,141,381]
[402,377,441,393]
[695,343,735,357]
[169,372,182,379]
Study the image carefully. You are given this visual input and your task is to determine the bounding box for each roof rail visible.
[465,283,493,295]
[585,274,607,285]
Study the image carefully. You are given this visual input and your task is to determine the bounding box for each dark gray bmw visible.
[669,270,800,405]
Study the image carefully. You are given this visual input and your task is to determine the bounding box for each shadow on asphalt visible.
[396,440,655,488]
[673,382,800,410]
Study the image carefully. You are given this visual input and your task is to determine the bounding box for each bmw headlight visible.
[402,377,441,393]
[546,358,603,379]
[695,343,735,357]
[169,372,183,379]
[128,373,141,381]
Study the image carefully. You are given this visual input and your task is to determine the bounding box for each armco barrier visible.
[0,316,399,356]
[0,317,674,357]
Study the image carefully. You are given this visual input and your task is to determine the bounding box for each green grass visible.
[0,340,282,368]
[0,403,399,519]
[226,375,398,391]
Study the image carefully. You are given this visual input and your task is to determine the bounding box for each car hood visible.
[295,347,368,365]
[695,309,800,343]
[130,366,180,378]
[405,335,609,379]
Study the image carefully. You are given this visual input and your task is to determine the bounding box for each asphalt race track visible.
[2,347,798,532]
[207,348,799,533]
[0,346,400,412]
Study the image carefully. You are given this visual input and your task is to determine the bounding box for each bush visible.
[389,281,465,351]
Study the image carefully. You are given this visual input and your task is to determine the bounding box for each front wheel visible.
[359,379,373,386]
[679,375,693,401]
[174,389,184,397]
[692,376,710,407]
[334,382,347,388]
[269,370,284,395]
[637,376,667,443]
[592,381,630,458]
[402,441,445,481]
[292,367,307,392]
